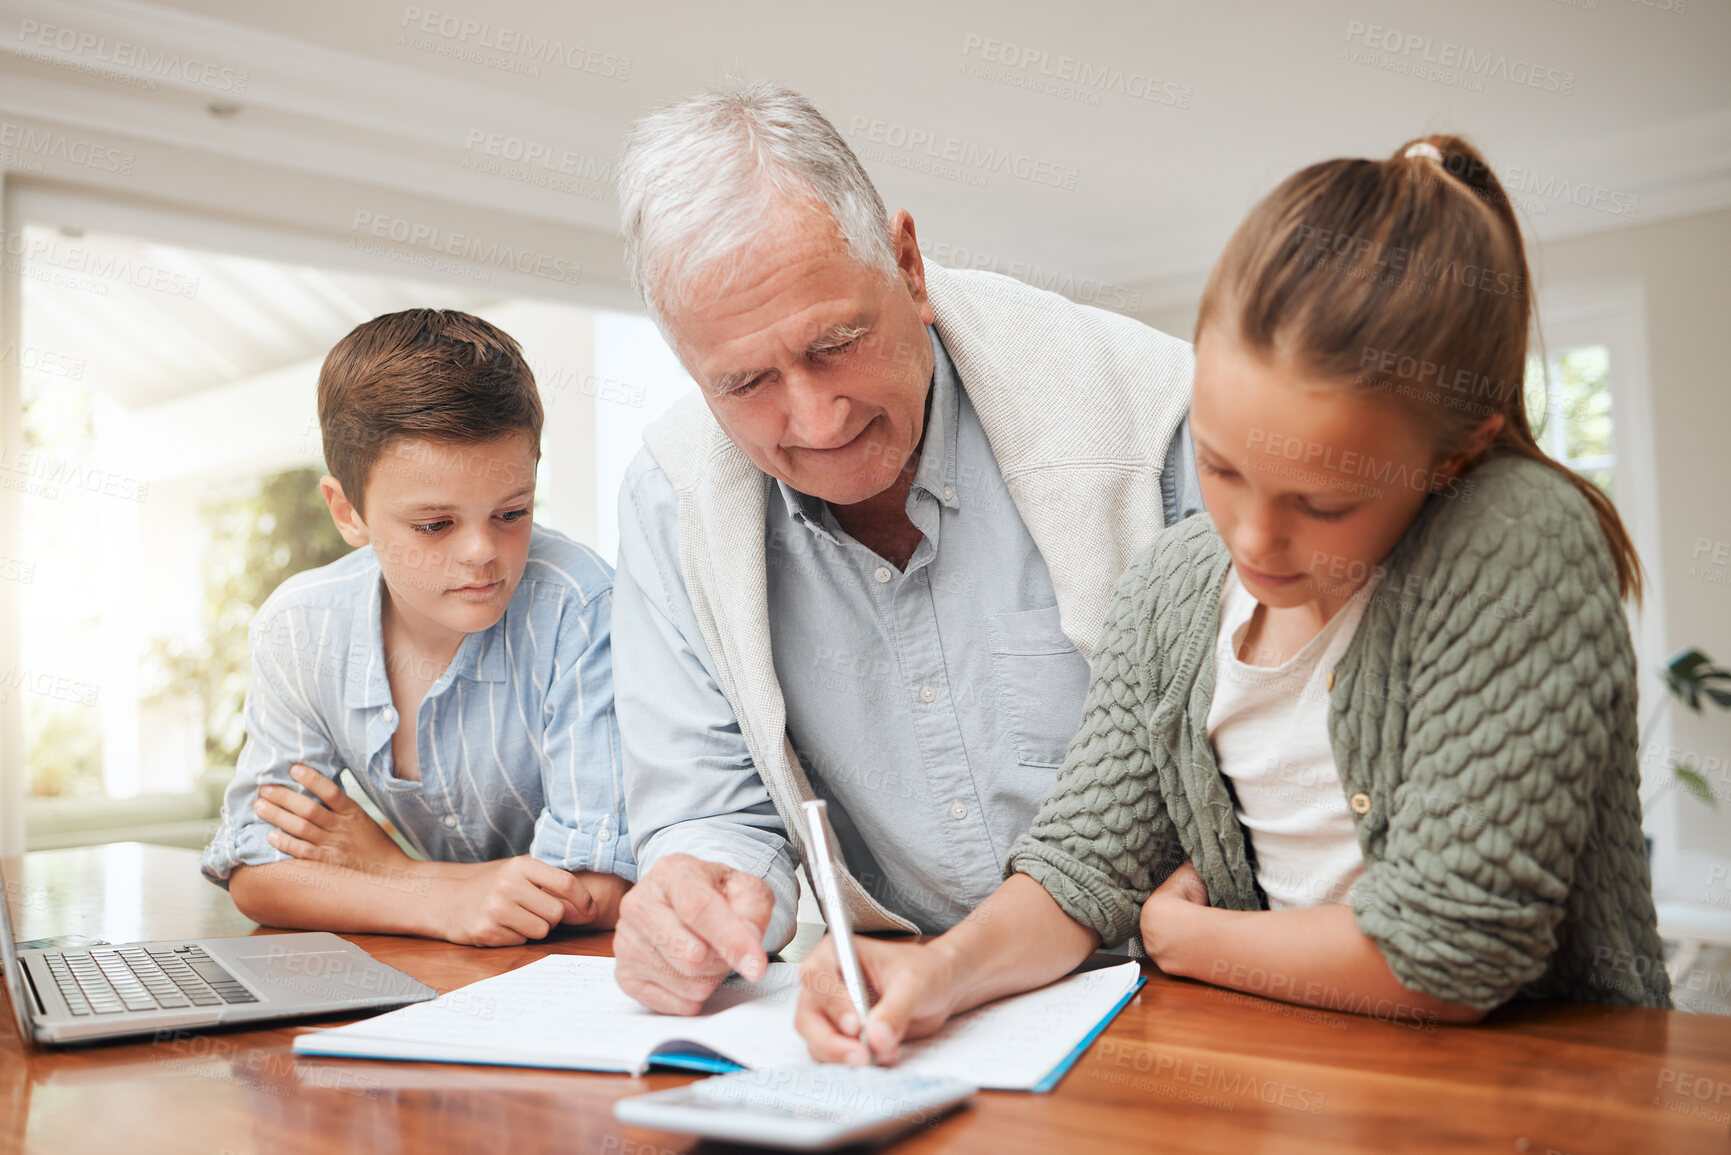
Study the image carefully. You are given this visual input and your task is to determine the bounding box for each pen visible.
[800,799,875,1066]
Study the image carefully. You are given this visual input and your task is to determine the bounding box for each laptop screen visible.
[0,869,37,1044]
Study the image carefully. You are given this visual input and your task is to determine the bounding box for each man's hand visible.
[256,763,409,873]
[614,854,775,1015]
[795,936,960,1066]
[1138,861,1210,970]
[438,856,598,947]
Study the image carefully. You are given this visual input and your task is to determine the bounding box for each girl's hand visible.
[566,870,631,930]
[438,856,596,947]
[1139,862,1210,971]
[256,763,411,873]
[795,936,962,1066]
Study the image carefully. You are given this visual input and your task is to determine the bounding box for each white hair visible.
[617,80,898,331]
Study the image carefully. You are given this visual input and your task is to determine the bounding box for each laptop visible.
[3,867,436,1046]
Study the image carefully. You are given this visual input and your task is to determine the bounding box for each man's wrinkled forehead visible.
[661,188,848,306]
[667,216,875,373]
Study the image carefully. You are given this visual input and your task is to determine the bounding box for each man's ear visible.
[319,475,372,547]
[890,210,934,326]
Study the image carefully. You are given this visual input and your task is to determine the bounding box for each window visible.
[1525,284,1663,622]
[1526,343,1614,497]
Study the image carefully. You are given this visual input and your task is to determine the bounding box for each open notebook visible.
[292,955,1144,1092]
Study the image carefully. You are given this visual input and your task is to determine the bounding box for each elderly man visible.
[611,81,1197,1014]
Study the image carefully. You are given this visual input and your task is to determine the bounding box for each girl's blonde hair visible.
[1196,133,1641,602]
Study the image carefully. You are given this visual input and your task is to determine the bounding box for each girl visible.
[795,135,1672,1063]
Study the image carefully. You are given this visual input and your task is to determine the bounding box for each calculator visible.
[613,1064,976,1150]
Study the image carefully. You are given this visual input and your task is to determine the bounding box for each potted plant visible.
[1640,648,1731,814]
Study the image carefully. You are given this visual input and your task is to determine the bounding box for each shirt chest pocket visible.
[987,605,1092,768]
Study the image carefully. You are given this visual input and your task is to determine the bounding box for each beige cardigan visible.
[641,264,1193,933]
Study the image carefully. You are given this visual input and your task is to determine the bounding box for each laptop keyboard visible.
[42,945,259,1016]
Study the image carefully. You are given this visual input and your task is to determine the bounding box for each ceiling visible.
[3,0,1729,318]
[16,224,509,410]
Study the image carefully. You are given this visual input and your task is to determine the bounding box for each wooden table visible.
[4,844,1730,1154]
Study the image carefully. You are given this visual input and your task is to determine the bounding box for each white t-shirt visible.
[1206,569,1381,910]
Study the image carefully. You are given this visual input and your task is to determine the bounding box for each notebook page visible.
[645,963,813,1070]
[661,959,1144,1088]
[293,955,802,1072]
[892,961,1142,1090]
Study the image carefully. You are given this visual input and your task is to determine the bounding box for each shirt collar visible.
[776,473,828,530]
[342,556,509,710]
[344,565,392,710]
[773,324,964,532]
[911,325,962,511]
[451,610,510,683]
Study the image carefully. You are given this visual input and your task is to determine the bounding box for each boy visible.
[201,309,632,946]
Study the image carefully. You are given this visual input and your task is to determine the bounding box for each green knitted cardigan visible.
[1006,455,1671,1010]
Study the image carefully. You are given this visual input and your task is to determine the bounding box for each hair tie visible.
[1405,141,1444,163]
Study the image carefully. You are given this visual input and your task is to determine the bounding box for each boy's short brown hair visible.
[317,309,542,516]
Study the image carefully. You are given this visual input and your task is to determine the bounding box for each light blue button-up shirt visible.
[201,524,634,887]
[615,328,1199,941]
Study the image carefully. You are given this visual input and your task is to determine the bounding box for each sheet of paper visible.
[293,955,804,1073]
[653,960,1143,1088]
[895,961,1141,1089]
[648,964,813,1070]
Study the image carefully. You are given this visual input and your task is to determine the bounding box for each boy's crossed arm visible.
[231,763,627,946]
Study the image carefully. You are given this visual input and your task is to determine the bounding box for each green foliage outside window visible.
[24,707,103,799]
[143,468,351,771]
[1524,345,1613,498]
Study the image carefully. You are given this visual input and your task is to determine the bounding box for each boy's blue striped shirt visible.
[201,523,633,887]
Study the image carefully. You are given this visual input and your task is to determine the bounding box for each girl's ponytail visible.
[1197,133,1643,602]
[1422,134,1642,604]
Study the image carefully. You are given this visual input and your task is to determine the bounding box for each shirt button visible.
[1349,792,1372,815]
[874,566,892,583]
[381,707,397,726]
[942,485,955,502]
[596,828,612,842]
[443,814,458,828]
[919,684,937,703]
[949,802,968,821]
